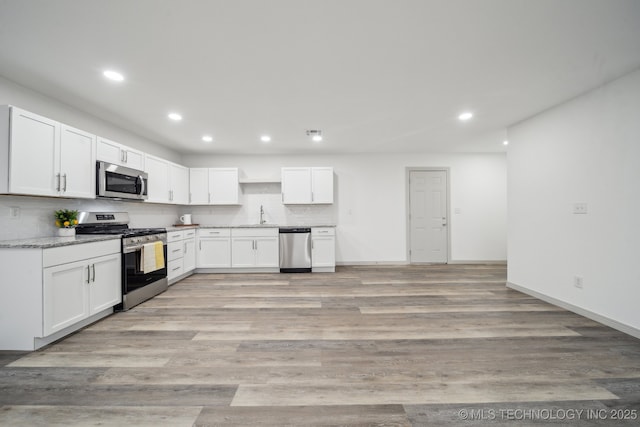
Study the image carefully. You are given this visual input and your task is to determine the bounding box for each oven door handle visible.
[123,243,166,254]
[138,175,146,197]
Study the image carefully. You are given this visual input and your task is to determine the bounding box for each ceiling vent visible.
[306,129,323,142]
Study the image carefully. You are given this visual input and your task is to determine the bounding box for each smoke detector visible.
[306,129,323,142]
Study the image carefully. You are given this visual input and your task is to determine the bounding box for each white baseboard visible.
[449,260,507,265]
[336,261,409,266]
[507,281,640,340]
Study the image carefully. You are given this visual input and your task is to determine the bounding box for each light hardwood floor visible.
[1,265,639,426]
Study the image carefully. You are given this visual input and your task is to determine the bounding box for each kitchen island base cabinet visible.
[0,239,121,351]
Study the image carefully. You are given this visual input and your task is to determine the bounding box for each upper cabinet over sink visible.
[281,167,333,204]
[0,105,96,199]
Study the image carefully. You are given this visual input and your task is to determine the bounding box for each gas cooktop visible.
[75,212,166,237]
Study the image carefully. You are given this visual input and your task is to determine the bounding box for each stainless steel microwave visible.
[96,161,148,200]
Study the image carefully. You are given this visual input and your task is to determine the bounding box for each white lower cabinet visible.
[312,227,336,272]
[231,228,279,269]
[43,252,120,336]
[197,228,232,268]
[196,228,278,272]
[167,229,197,284]
[0,239,121,351]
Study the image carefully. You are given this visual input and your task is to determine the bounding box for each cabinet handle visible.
[168,190,172,201]
[184,243,187,254]
[312,241,314,250]
[91,264,96,282]
[319,230,329,234]
[62,173,67,192]
[208,193,211,204]
[172,249,181,253]
[189,193,192,204]
[312,192,314,202]
[56,173,61,192]
[199,241,202,250]
[86,265,91,284]
[172,266,181,272]
[124,151,128,163]
[121,151,125,163]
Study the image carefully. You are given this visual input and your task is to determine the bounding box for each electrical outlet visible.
[573,276,584,289]
[573,202,588,214]
[9,206,20,219]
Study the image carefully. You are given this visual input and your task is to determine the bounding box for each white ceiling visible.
[1,0,639,155]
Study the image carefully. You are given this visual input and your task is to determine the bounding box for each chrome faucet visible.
[259,205,266,224]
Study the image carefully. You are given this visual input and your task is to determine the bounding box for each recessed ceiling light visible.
[260,135,271,143]
[103,70,124,82]
[168,113,182,121]
[458,112,473,121]
[202,135,213,143]
[503,140,509,146]
[312,135,323,142]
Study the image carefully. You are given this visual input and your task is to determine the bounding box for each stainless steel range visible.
[76,212,168,310]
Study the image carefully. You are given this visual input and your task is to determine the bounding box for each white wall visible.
[508,68,640,334]
[0,75,180,162]
[183,152,507,264]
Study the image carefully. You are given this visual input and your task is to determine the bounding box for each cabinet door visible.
[183,238,196,272]
[281,168,312,204]
[145,155,171,203]
[189,168,210,204]
[210,168,239,204]
[59,125,96,199]
[9,107,60,196]
[311,167,334,204]
[170,163,190,204]
[255,237,279,267]
[89,253,122,314]
[122,148,144,170]
[197,238,231,268]
[43,260,89,336]
[96,137,123,165]
[231,237,256,267]
[312,236,335,267]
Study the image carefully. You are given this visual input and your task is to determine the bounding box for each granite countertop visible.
[165,225,200,231]
[0,234,121,249]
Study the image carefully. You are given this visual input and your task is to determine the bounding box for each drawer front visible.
[167,241,184,261]
[167,230,184,243]
[168,258,184,280]
[183,229,197,239]
[312,227,335,236]
[43,239,121,268]
[232,227,279,238]
[199,228,231,237]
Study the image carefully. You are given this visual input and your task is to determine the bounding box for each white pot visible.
[58,227,76,237]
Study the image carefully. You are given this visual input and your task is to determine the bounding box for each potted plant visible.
[54,209,79,237]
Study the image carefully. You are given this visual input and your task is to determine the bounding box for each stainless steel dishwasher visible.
[279,227,312,273]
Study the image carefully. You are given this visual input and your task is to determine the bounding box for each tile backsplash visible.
[0,184,336,241]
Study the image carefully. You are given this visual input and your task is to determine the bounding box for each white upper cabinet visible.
[189,168,209,204]
[281,167,333,204]
[311,167,334,204]
[170,163,189,205]
[209,168,239,204]
[0,106,95,199]
[59,125,96,198]
[145,155,170,203]
[189,167,239,205]
[281,168,312,204]
[96,137,144,170]
[145,154,189,204]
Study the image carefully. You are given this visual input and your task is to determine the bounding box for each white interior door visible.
[409,170,448,263]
